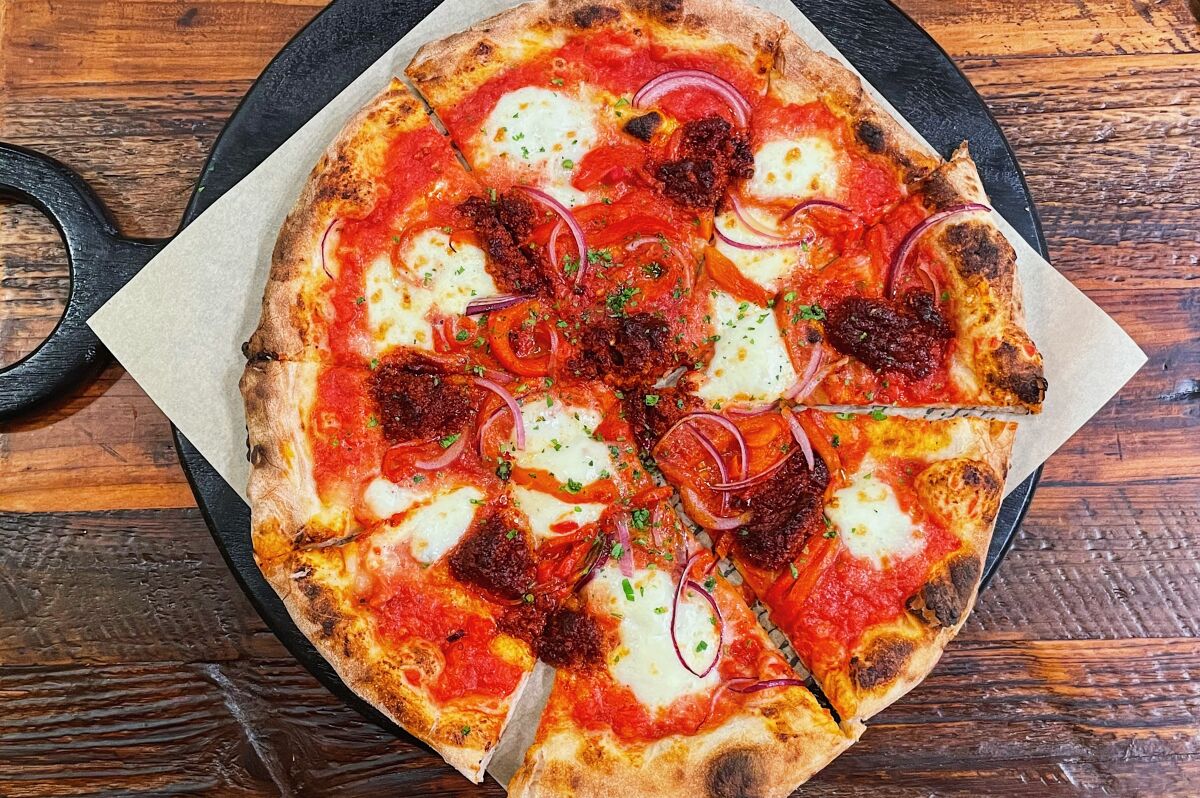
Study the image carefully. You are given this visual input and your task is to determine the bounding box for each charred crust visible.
[640,0,684,24]
[921,170,961,212]
[854,118,887,154]
[849,636,915,692]
[623,111,662,142]
[707,749,764,798]
[907,555,982,628]
[570,4,620,28]
[944,222,1011,282]
[988,341,1047,406]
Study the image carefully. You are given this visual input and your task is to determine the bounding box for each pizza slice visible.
[507,498,856,798]
[773,145,1046,411]
[623,395,1013,721]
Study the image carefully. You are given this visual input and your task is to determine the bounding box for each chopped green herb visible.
[438,433,461,449]
[870,408,887,421]
[367,416,379,428]
[561,158,575,169]
[551,77,565,86]
[630,508,651,530]
[412,474,425,484]
[789,562,799,579]
[835,412,854,420]
[642,260,666,279]
[611,542,624,560]
[562,253,580,276]
[831,434,841,448]
[355,295,365,305]
[563,478,584,494]
[643,394,660,407]
[621,578,636,602]
[695,641,708,653]
[654,606,668,614]
[506,529,518,540]
[455,329,470,342]
[797,303,826,321]
[370,358,380,370]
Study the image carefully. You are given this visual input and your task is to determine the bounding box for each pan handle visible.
[0,143,166,421]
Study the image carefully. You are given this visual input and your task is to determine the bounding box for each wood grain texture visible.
[1,0,1198,795]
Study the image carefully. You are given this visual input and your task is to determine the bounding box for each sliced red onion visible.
[683,579,723,677]
[518,186,588,285]
[681,486,748,530]
[669,552,723,678]
[711,447,798,492]
[658,412,749,482]
[726,400,780,417]
[727,678,807,694]
[784,345,824,401]
[475,405,505,454]
[319,219,340,279]
[478,367,515,385]
[781,405,815,471]
[472,377,525,450]
[886,203,989,298]
[714,224,808,252]
[465,293,529,316]
[575,537,609,592]
[686,426,730,485]
[728,194,784,240]
[614,515,634,577]
[779,198,854,222]
[414,435,465,470]
[634,69,750,127]
[548,220,564,271]
[625,235,661,251]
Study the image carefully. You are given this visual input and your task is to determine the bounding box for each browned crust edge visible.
[773,30,941,187]
[509,688,860,798]
[924,144,1048,413]
[244,78,431,361]
[406,0,788,108]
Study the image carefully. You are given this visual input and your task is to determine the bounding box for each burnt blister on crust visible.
[849,635,915,692]
[706,749,764,798]
[623,111,662,142]
[987,341,1048,407]
[943,221,1012,283]
[570,4,621,28]
[906,554,982,629]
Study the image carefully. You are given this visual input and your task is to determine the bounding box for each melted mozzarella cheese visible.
[826,461,924,569]
[476,86,597,207]
[364,253,433,351]
[511,485,606,543]
[588,567,720,710]
[364,482,483,567]
[694,292,797,404]
[713,211,802,293]
[748,137,840,201]
[363,477,422,520]
[363,230,496,354]
[513,399,613,486]
[402,228,496,316]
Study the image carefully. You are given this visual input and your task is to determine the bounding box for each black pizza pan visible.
[0,0,1044,747]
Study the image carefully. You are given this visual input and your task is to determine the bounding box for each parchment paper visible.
[87,0,1146,785]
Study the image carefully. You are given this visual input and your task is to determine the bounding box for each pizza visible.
[240,0,1045,793]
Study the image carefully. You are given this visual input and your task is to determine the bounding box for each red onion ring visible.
[478,367,515,385]
[686,426,731,513]
[726,401,780,417]
[625,235,661,251]
[614,516,635,577]
[779,198,854,222]
[885,203,989,298]
[728,194,784,240]
[465,293,529,316]
[683,579,723,677]
[518,186,588,285]
[548,220,564,271]
[681,486,748,530]
[319,219,340,279]
[710,447,798,492]
[784,345,824,401]
[414,435,465,470]
[657,412,749,482]
[475,405,505,454]
[669,552,723,678]
[727,678,807,694]
[780,405,815,472]
[714,224,808,252]
[471,377,525,450]
[634,69,750,127]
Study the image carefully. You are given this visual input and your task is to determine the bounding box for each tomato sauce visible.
[373,576,526,703]
[310,366,384,500]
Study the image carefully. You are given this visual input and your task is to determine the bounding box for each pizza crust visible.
[246,79,432,361]
[925,145,1048,412]
[509,686,860,798]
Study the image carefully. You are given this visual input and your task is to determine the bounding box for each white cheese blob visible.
[364,229,496,354]
[513,399,613,487]
[401,228,496,316]
[713,211,802,293]
[511,485,606,544]
[364,483,484,567]
[747,137,840,201]
[362,477,422,521]
[694,292,798,405]
[476,86,597,207]
[826,461,924,569]
[588,567,720,710]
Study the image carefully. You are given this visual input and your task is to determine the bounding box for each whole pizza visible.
[240,0,1047,794]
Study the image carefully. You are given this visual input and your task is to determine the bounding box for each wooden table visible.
[2,1,1198,795]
